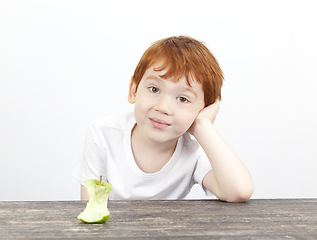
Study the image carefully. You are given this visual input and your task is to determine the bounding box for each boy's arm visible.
[81,185,89,200]
[189,99,254,202]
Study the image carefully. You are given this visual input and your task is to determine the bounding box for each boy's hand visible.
[188,98,220,135]
[197,98,220,124]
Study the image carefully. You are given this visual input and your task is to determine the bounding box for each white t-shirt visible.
[72,112,213,200]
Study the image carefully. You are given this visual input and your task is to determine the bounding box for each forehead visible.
[145,61,199,87]
[143,63,204,95]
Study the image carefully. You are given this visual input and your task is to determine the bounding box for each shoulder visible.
[84,112,135,146]
[91,112,135,131]
[181,132,203,155]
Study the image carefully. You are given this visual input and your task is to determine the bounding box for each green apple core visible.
[77,179,112,224]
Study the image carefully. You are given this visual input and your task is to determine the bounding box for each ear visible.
[128,77,137,104]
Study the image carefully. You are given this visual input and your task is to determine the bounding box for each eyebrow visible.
[145,75,162,82]
[145,75,198,97]
[181,85,198,97]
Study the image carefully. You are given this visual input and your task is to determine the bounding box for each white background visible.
[1,0,316,201]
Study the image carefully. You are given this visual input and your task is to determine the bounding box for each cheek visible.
[133,102,144,119]
[177,105,203,128]
[176,112,198,130]
[133,95,152,119]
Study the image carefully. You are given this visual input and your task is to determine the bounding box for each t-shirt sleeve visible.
[72,124,107,185]
[193,147,214,197]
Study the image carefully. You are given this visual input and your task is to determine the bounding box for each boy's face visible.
[128,62,205,145]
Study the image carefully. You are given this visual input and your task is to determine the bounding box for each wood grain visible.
[0,199,317,239]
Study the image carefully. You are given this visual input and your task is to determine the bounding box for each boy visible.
[73,36,254,202]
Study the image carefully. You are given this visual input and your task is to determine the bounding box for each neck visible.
[130,124,178,173]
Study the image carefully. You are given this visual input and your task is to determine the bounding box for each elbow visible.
[231,183,254,202]
[229,176,254,202]
[220,183,254,203]
[231,188,253,202]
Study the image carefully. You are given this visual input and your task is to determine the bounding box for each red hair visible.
[132,36,224,106]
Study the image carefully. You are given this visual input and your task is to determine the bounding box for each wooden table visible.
[0,199,316,239]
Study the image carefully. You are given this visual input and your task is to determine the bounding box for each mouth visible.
[149,118,171,129]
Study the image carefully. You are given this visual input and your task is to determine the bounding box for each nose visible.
[154,95,173,115]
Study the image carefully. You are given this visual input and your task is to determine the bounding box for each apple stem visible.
[99,176,102,185]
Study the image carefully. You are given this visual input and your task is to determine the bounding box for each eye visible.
[177,97,190,103]
[149,86,159,93]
